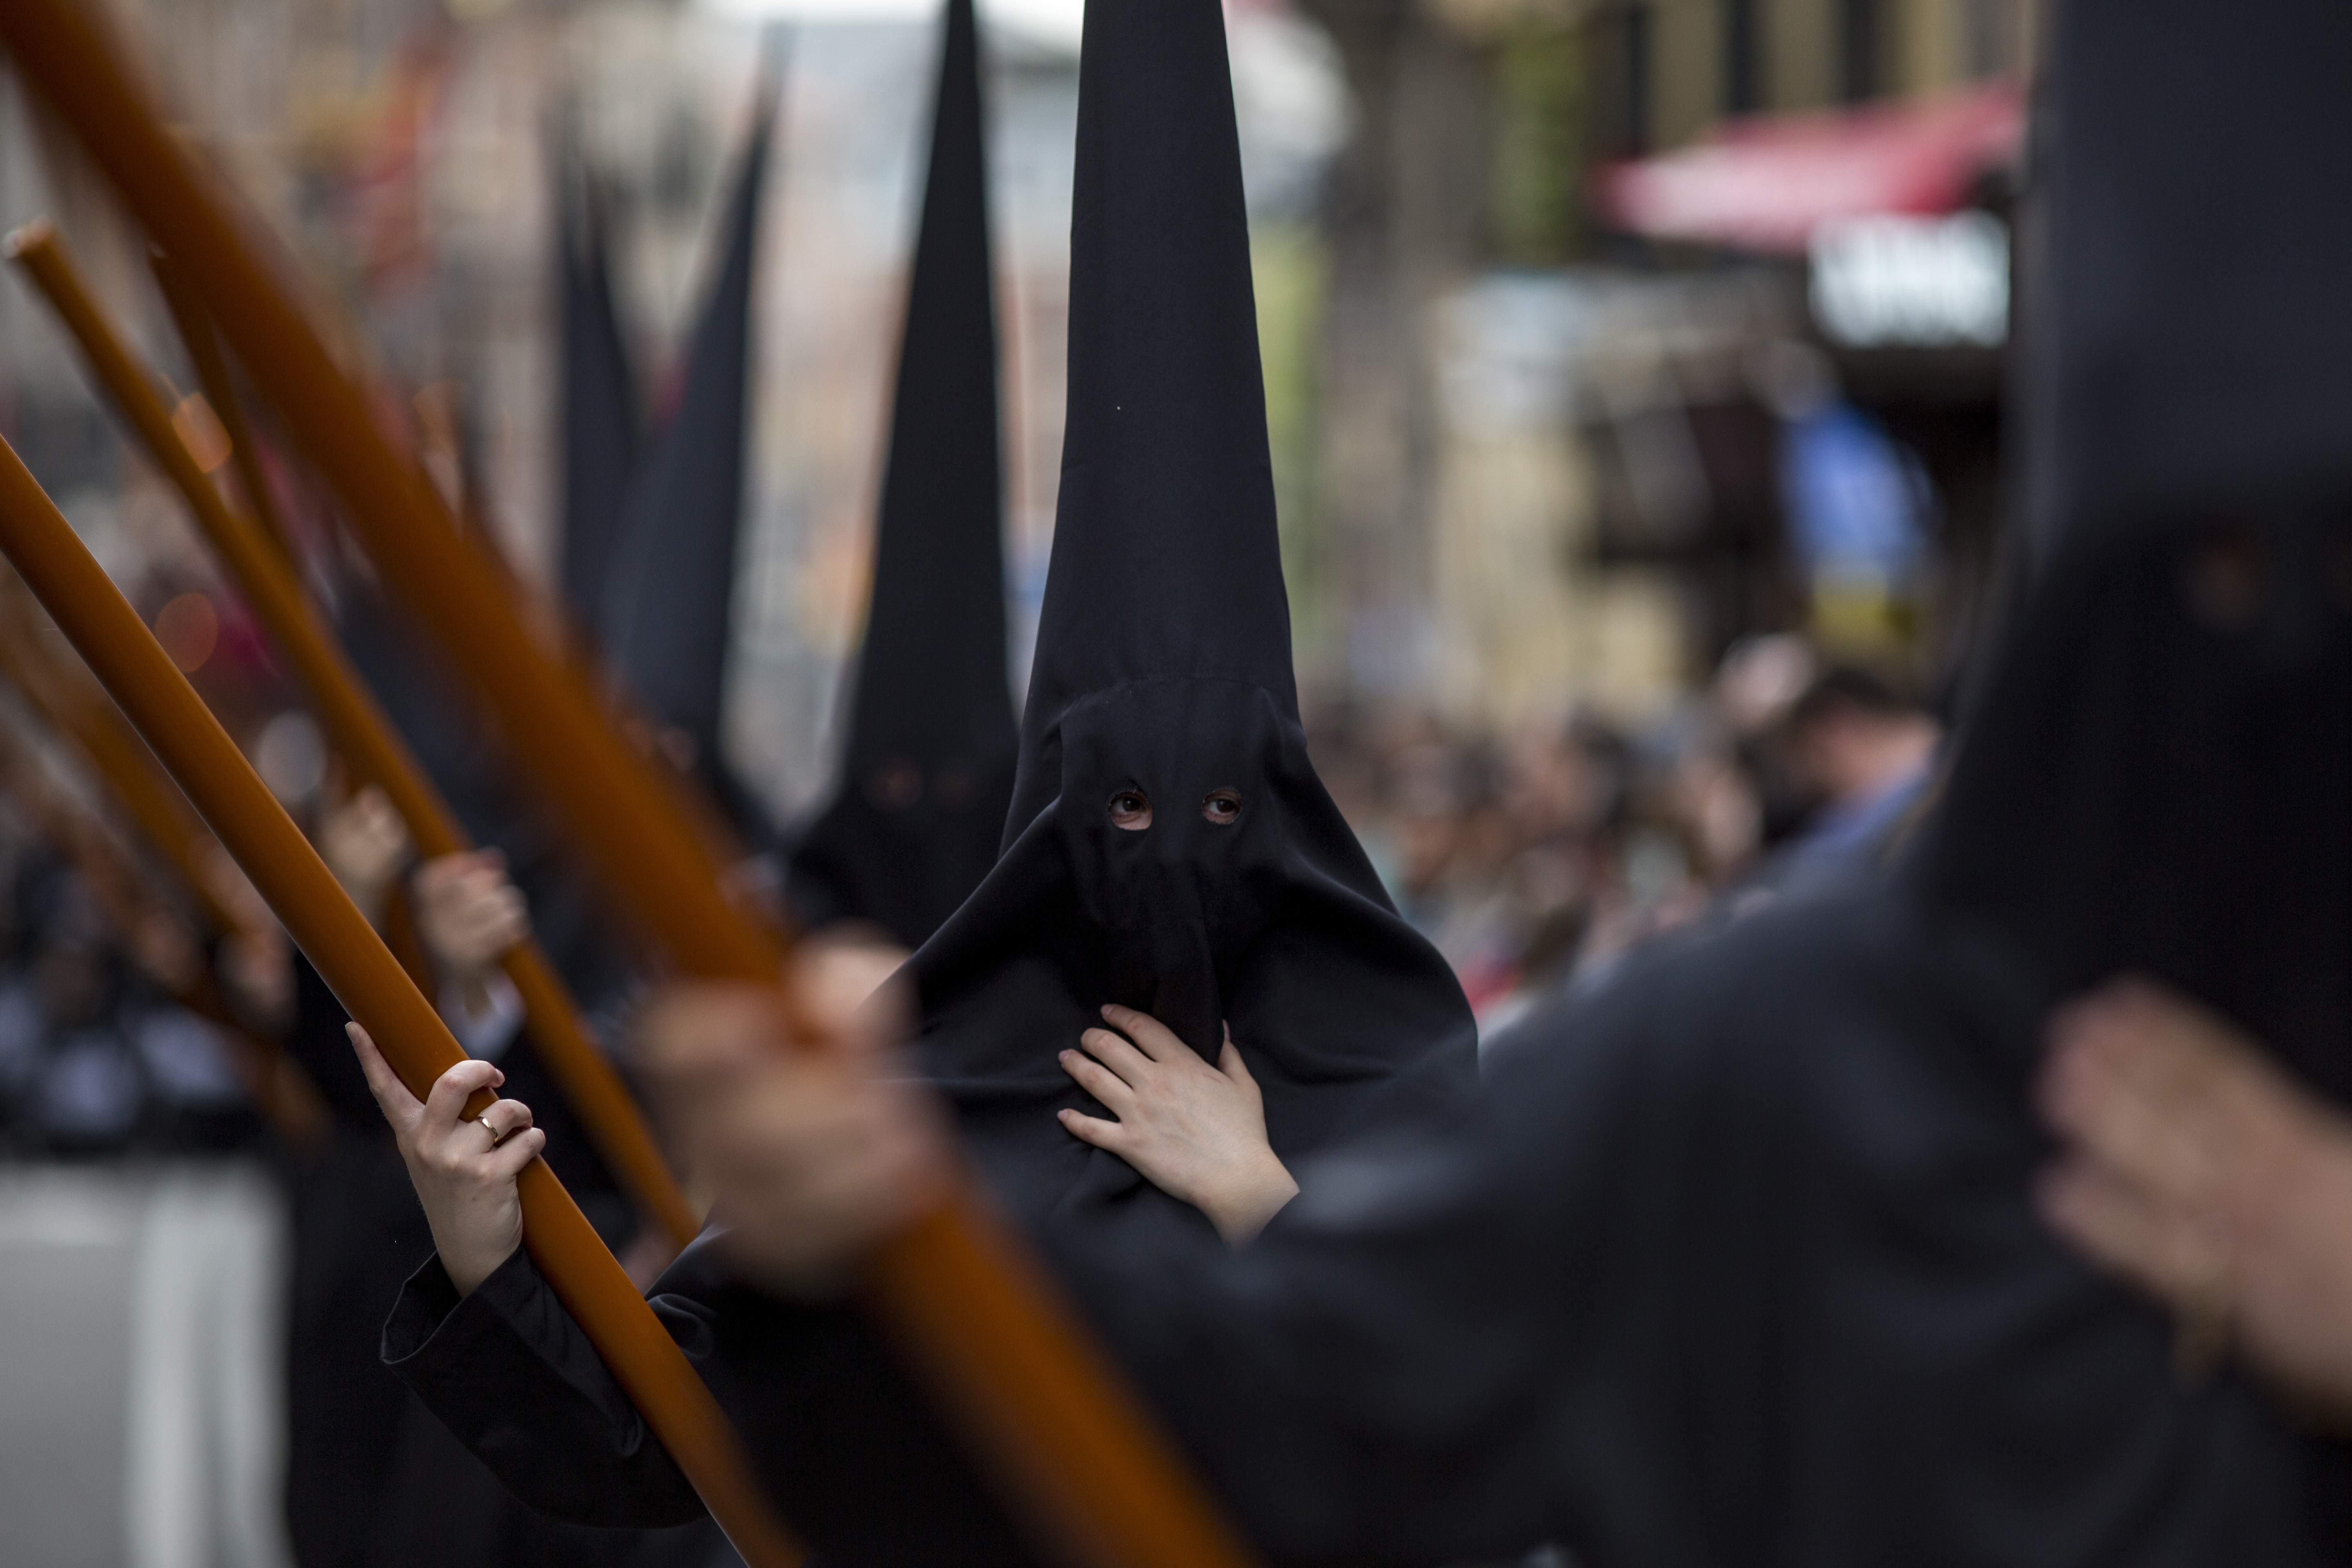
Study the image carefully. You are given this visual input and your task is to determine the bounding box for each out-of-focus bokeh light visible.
[153,592,219,673]
[252,709,329,808]
[169,394,232,476]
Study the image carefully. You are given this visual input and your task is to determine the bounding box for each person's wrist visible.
[441,1234,519,1298]
[444,964,496,1008]
[1198,1147,1298,1245]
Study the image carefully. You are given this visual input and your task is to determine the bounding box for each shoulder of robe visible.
[1487,885,1954,1095]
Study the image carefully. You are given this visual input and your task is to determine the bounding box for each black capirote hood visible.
[786,0,1017,951]
[600,60,777,836]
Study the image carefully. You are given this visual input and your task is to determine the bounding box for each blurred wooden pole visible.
[147,243,439,993]
[0,6,1264,1562]
[146,245,297,565]
[0,430,803,1568]
[11,221,702,1253]
[0,590,238,931]
[0,724,326,1145]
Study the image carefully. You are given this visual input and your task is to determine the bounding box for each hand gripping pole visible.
[0,433,804,1568]
[9,220,703,1252]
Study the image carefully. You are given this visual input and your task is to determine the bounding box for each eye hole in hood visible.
[1107,787,1152,829]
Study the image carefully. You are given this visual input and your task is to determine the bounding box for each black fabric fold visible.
[388,1240,1042,1563]
[383,1250,703,1528]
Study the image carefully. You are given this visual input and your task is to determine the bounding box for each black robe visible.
[375,875,2352,1566]
[281,951,716,1568]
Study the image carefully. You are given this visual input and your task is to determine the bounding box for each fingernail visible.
[1059,1050,1074,1062]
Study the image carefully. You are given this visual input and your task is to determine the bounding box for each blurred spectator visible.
[1310,655,1948,1034]
[1757,665,1940,895]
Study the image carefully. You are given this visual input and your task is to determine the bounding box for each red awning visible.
[1592,81,2025,254]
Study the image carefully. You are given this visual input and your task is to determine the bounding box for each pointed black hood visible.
[554,141,641,635]
[786,0,1018,950]
[1010,0,1294,752]
[2019,0,2352,568]
[1912,0,2352,1097]
[905,0,1473,1242]
[600,64,779,836]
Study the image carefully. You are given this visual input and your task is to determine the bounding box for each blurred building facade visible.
[0,0,2045,804]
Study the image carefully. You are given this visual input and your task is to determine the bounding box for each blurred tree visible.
[1288,0,1489,692]
[1488,22,1586,263]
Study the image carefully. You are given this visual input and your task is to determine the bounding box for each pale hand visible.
[350,1022,543,1295]
[414,849,530,1004]
[2038,977,2352,1423]
[1059,1005,1298,1244]
[218,927,293,1035]
[318,786,411,929]
[633,941,947,1298]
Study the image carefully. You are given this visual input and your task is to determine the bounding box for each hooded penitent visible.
[904,0,1475,1233]
[599,65,778,839]
[784,0,1018,951]
[1913,0,2352,1088]
[1016,3,2352,1562]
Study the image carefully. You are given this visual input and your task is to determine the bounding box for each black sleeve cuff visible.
[379,1246,704,1528]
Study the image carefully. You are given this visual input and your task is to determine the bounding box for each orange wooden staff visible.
[0,6,1261,1563]
[0,430,802,1568]
[10,220,701,1253]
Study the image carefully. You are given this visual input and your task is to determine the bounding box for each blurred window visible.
[1625,4,1654,154]
[1838,0,1880,103]
[1721,0,1761,116]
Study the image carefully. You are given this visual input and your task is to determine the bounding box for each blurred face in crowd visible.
[35,945,108,1030]
[1505,727,1613,844]
[1788,702,1939,811]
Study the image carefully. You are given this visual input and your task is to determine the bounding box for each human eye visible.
[1107,788,1153,830]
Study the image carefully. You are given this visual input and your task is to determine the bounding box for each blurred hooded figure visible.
[784,0,1018,951]
[993,0,2352,1562]
[599,51,784,849]
[555,131,642,643]
[298,589,704,1568]
[379,0,1472,1558]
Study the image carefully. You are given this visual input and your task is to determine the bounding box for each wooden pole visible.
[0,431,802,1568]
[0,16,773,983]
[0,7,1262,1562]
[147,243,441,996]
[146,245,298,566]
[0,591,238,932]
[10,221,702,1253]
